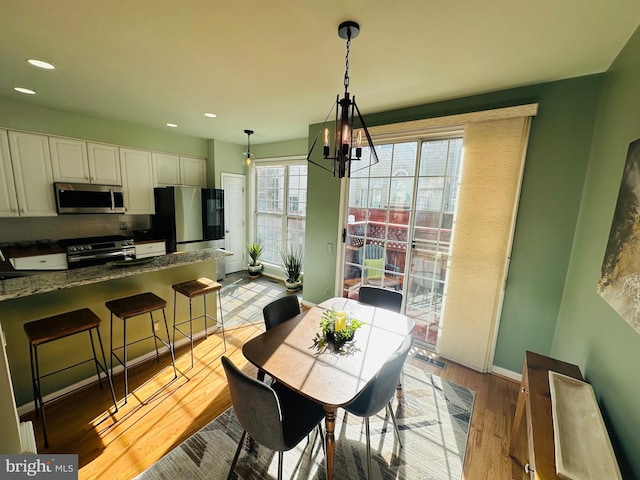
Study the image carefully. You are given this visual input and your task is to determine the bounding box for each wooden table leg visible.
[395,380,403,400]
[324,406,337,480]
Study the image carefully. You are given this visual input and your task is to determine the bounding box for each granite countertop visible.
[0,248,232,302]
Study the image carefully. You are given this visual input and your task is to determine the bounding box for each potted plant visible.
[281,247,303,291]
[246,242,264,277]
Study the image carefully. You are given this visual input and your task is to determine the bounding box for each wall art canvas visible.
[598,138,640,334]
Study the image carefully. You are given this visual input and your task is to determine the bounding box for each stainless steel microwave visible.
[54,182,125,214]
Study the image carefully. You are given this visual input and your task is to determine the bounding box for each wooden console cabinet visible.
[509,351,583,479]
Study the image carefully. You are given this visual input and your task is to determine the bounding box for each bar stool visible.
[172,277,226,368]
[24,308,118,448]
[106,292,177,403]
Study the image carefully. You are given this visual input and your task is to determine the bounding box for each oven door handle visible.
[67,250,133,262]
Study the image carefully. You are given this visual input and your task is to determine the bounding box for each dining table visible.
[242,296,415,480]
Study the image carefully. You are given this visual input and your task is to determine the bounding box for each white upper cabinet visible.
[7,131,57,217]
[49,137,90,183]
[180,156,206,187]
[87,143,121,185]
[153,152,180,186]
[0,130,19,217]
[154,153,206,187]
[50,138,121,185]
[120,147,155,214]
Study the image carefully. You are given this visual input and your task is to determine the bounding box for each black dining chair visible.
[358,286,403,312]
[358,286,406,397]
[221,356,325,480]
[263,295,301,330]
[343,335,413,479]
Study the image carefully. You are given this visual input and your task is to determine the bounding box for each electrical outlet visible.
[120,222,128,230]
[154,321,159,332]
[327,243,334,253]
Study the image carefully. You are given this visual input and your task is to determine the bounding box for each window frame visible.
[250,155,307,270]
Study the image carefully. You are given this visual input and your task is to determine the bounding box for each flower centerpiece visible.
[313,308,364,352]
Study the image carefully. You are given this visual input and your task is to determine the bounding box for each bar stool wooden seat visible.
[24,308,117,448]
[106,292,177,403]
[172,277,226,368]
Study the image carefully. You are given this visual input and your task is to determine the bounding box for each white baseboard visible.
[491,365,522,382]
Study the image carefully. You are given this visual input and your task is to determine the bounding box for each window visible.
[255,160,307,267]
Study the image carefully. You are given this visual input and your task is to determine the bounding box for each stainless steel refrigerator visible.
[152,186,225,279]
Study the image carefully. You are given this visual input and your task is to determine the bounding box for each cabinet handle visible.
[524,463,534,474]
[521,387,528,394]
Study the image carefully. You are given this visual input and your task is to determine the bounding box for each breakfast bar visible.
[0,248,231,408]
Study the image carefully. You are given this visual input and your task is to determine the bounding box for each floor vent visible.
[414,351,447,369]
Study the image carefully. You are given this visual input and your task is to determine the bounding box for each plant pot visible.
[248,264,263,277]
[285,279,302,291]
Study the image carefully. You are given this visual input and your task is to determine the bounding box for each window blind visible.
[437,116,532,371]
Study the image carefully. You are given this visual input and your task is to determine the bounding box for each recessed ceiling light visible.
[204,113,217,118]
[28,58,55,70]
[166,123,178,128]
[14,87,36,95]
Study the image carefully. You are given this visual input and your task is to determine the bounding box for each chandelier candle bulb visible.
[324,128,330,157]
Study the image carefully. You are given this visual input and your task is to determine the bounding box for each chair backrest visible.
[344,335,413,417]
[359,286,403,313]
[221,356,288,450]
[263,295,301,330]
[357,243,384,263]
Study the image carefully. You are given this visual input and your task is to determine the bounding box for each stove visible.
[60,235,135,268]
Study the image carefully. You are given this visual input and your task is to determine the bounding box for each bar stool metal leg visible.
[94,327,118,410]
[161,308,178,379]
[31,343,49,447]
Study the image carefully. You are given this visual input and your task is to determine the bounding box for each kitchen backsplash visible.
[0,214,150,243]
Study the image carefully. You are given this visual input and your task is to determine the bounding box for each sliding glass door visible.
[341,135,463,348]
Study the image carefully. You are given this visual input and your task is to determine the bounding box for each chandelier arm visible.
[306,98,338,175]
[349,99,380,174]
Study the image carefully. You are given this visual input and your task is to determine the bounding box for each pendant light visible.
[307,21,379,178]
[244,129,254,167]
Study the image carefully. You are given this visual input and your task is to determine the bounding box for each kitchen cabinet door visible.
[87,142,121,185]
[0,130,19,217]
[180,156,206,187]
[7,131,57,217]
[153,152,180,186]
[49,136,90,183]
[120,148,155,214]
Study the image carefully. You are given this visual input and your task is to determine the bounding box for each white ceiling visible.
[1,0,639,146]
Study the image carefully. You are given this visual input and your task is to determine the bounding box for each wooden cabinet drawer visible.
[135,241,166,259]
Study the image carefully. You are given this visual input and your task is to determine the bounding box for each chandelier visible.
[244,129,254,167]
[307,21,379,178]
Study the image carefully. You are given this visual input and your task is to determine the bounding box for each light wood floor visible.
[22,319,520,480]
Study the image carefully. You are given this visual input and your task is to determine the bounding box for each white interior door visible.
[222,173,246,273]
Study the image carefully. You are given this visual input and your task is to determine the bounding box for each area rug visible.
[135,365,474,480]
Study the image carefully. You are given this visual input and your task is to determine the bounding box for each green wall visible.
[303,132,344,302]
[253,138,308,159]
[0,96,208,158]
[552,25,640,476]
[303,77,603,367]
[208,138,245,188]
